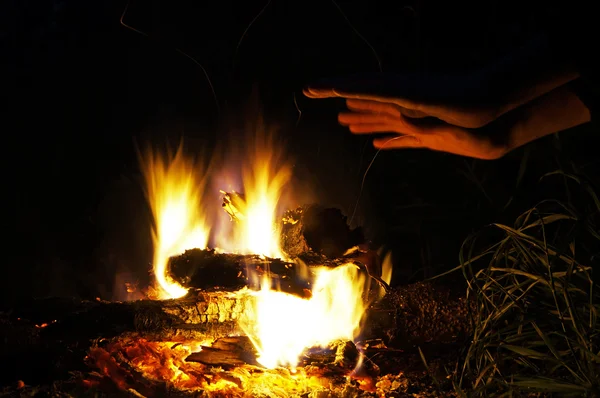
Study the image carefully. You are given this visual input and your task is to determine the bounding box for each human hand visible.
[333,98,508,160]
[304,86,498,129]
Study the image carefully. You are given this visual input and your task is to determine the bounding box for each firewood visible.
[2,292,253,348]
[220,191,364,260]
[280,205,365,260]
[185,336,259,368]
[0,280,471,393]
[168,249,312,297]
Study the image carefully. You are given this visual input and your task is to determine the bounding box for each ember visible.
[86,338,364,397]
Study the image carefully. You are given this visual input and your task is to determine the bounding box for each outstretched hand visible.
[303,86,499,129]
[304,87,508,159]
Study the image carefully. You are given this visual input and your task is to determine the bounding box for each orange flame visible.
[140,144,210,299]
[213,123,292,258]
[137,114,384,372]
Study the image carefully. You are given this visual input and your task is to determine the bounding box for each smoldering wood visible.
[0,281,471,393]
[280,205,365,260]
[167,248,387,297]
[220,191,364,260]
[185,336,259,368]
[167,249,313,297]
[1,280,470,354]
[0,281,471,360]
[1,292,251,354]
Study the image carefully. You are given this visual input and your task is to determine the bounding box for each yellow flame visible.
[240,263,368,369]
[215,125,292,258]
[140,144,210,299]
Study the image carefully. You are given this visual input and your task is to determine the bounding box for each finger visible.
[333,90,421,109]
[305,86,446,121]
[372,135,426,150]
[341,113,423,136]
[345,99,402,117]
[303,87,340,99]
[325,89,445,120]
[347,123,398,134]
[338,112,400,126]
[305,87,432,115]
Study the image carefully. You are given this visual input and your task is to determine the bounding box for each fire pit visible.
[0,125,471,397]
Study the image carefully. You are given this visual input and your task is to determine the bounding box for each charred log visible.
[167,248,382,296]
[280,205,365,260]
[167,249,312,296]
[220,191,364,261]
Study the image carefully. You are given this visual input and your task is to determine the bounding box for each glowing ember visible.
[88,339,334,397]
[140,144,210,299]
[240,263,368,369]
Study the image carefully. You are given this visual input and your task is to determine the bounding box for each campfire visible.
[106,122,392,395]
[1,118,472,397]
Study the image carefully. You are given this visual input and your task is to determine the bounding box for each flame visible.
[240,263,368,369]
[140,144,210,299]
[134,115,376,373]
[215,124,292,258]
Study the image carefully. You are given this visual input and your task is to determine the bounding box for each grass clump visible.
[453,170,600,397]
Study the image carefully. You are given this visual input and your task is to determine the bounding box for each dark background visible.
[3,0,598,301]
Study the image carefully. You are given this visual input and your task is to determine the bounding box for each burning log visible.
[1,280,470,354]
[0,280,471,396]
[167,248,386,298]
[222,191,364,260]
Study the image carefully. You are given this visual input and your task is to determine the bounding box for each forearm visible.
[495,67,579,119]
[476,34,579,119]
[500,85,590,153]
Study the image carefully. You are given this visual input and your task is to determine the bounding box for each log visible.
[280,205,365,260]
[167,248,385,296]
[1,280,471,352]
[168,249,312,297]
[0,292,254,387]
[221,191,364,260]
[1,292,258,346]
[0,281,471,392]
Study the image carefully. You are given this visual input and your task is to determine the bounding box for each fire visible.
[240,263,368,369]
[238,130,291,258]
[214,124,292,258]
[137,117,378,375]
[140,144,210,299]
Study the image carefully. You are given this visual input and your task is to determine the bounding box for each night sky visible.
[4,1,598,301]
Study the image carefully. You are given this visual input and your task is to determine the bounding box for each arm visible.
[491,84,591,155]
[474,34,581,123]
[335,83,591,160]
